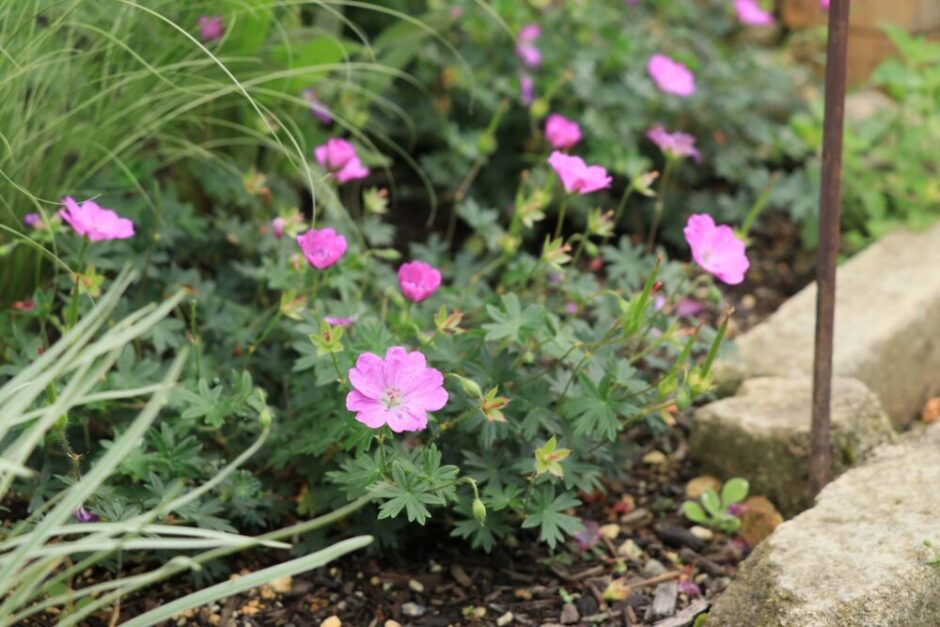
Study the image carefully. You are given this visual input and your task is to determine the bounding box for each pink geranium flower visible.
[296,227,347,269]
[197,16,223,42]
[647,54,696,97]
[547,151,612,195]
[545,114,582,150]
[59,197,135,241]
[735,0,775,26]
[515,24,542,67]
[683,214,749,285]
[398,261,442,302]
[346,346,448,432]
[820,0,830,9]
[314,138,370,184]
[647,125,701,162]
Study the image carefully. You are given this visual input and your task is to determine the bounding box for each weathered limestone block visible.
[715,220,940,426]
[690,377,894,516]
[706,424,940,626]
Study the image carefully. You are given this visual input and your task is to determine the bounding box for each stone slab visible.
[690,377,894,516]
[706,424,940,626]
[715,220,940,426]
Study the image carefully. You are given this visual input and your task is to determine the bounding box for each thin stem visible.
[553,194,571,240]
[646,160,677,252]
[65,239,88,330]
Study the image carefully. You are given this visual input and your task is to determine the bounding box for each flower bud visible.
[472,498,487,526]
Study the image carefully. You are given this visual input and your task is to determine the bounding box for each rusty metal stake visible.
[810,0,851,497]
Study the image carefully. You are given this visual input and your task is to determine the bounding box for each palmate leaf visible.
[483,293,545,343]
[522,487,583,550]
[371,465,441,525]
[560,373,634,441]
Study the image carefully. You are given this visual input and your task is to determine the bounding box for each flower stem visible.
[65,239,88,330]
[646,159,677,252]
[553,194,571,240]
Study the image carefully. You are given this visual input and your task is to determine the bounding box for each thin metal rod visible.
[810,0,851,497]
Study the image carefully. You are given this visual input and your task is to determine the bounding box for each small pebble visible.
[385,622,402,627]
[408,579,424,593]
[690,525,714,541]
[270,575,292,594]
[599,523,621,540]
[496,611,514,626]
[319,617,341,627]
[643,558,667,577]
[401,602,426,618]
[369,576,381,586]
[642,450,668,465]
[514,588,532,600]
[559,602,580,624]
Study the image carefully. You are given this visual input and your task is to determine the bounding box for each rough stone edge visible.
[690,376,895,517]
[706,426,940,626]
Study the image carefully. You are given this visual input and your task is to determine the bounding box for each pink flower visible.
[564,302,578,315]
[647,125,701,162]
[515,24,541,67]
[647,54,696,97]
[398,261,442,302]
[197,16,223,42]
[346,346,448,432]
[303,89,333,125]
[735,0,775,26]
[334,158,369,184]
[59,197,135,242]
[23,213,42,229]
[314,138,370,184]
[547,151,612,195]
[325,315,356,327]
[683,214,749,285]
[296,227,347,269]
[519,74,535,105]
[315,138,356,171]
[820,0,830,9]
[12,299,34,312]
[545,114,582,150]
[271,217,286,238]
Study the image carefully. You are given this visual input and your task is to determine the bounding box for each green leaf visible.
[482,294,544,344]
[700,489,722,517]
[522,488,583,550]
[721,477,751,508]
[721,478,750,506]
[681,501,708,525]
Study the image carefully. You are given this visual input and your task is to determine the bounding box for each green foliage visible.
[0,0,749,565]
[681,477,749,533]
[367,0,817,244]
[0,271,370,624]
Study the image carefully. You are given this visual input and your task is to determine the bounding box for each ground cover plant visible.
[0,0,860,622]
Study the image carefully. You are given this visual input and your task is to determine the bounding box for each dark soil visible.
[723,210,817,335]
